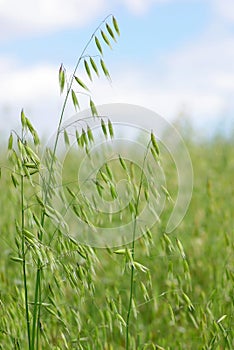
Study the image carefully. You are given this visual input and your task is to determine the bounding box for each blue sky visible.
[0,2,210,65]
[0,0,234,138]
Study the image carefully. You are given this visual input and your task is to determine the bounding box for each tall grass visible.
[1,129,234,349]
[0,17,234,350]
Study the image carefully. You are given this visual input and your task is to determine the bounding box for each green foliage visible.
[59,64,66,94]
[1,135,234,349]
[0,14,234,350]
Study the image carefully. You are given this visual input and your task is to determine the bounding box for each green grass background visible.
[0,133,233,349]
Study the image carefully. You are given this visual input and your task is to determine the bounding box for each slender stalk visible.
[125,142,151,350]
[36,275,41,350]
[21,156,31,348]
[31,16,112,349]
[125,230,136,349]
[43,14,112,207]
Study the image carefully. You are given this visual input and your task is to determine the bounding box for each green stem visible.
[31,263,40,350]
[36,274,41,350]
[21,170,31,349]
[125,142,151,350]
[31,16,112,349]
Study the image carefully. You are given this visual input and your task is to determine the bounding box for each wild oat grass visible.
[1,134,234,349]
[0,16,234,350]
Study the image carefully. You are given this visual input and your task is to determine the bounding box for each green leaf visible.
[216,315,227,324]
[140,281,150,301]
[25,145,40,165]
[45,306,59,319]
[59,64,65,94]
[95,36,103,55]
[76,130,82,148]
[100,59,110,79]
[90,57,99,77]
[66,186,77,199]
[10,257,23,263]
[150,147,159,162]
[101,119,107,138]
[119,155,127,171]
[32,130,40,146]
[11,173,19,188]
[90,99,98,116]
[64,130,70,146]
[23,229,35,239]
[74,76,89,91]
[155,345,165,350]
[81,128,88,146]
[168,304,176,325]
[35,194,44,208]
[101,30,112,48]
[108,119,114,138]
[129,201,136,216]
[162,233,175,252]
[106,23,116,42]
[144,188,149,201]
[116,314,126,327]
[17,137,23,153]
[87,126,94,143]
[8,133,13,150]
[110,183,118,199]
[84,59,92,81]
[25,118,40,145]
[72,204,81,217]
[112,16,120,36]
[114,249,126,255]
[100,170,109,183]
[182,292,194,311]
[95,180,104,197]
[25,117,35,134]
[161,185,173,202]
[24,162,37,169]
[32,214,46,234]
[71,89,79,110]
[132,261,149,273]
[176,238,186,259]
[78,132,85,148]
[151,131,160,155]
[105,163,113,180]
[21,109,27,127]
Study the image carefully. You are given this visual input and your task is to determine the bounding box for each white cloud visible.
[92,67,226,122]
[118,0,200,15]
[1,30,233,139]
[1,0,234,137]
[118,0,165,15]
[0,0,207,41]
[1,0,233,43]
[90,33,234,131]
[0,0,229,40]
[213,0,234,22]
[162,35,234,92]
[0,58,61,136]
[0,0,107,40]
[119,0,234,19]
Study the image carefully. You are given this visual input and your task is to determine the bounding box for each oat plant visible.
[125,134,160,349]
[1,15,176,350]
[5,15,120,350]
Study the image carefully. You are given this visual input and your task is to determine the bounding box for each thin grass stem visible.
[31,16,113,349]
[20,142,31,349]
[125,141,151,350]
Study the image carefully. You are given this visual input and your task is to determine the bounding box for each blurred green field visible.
[0,132,233,349]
